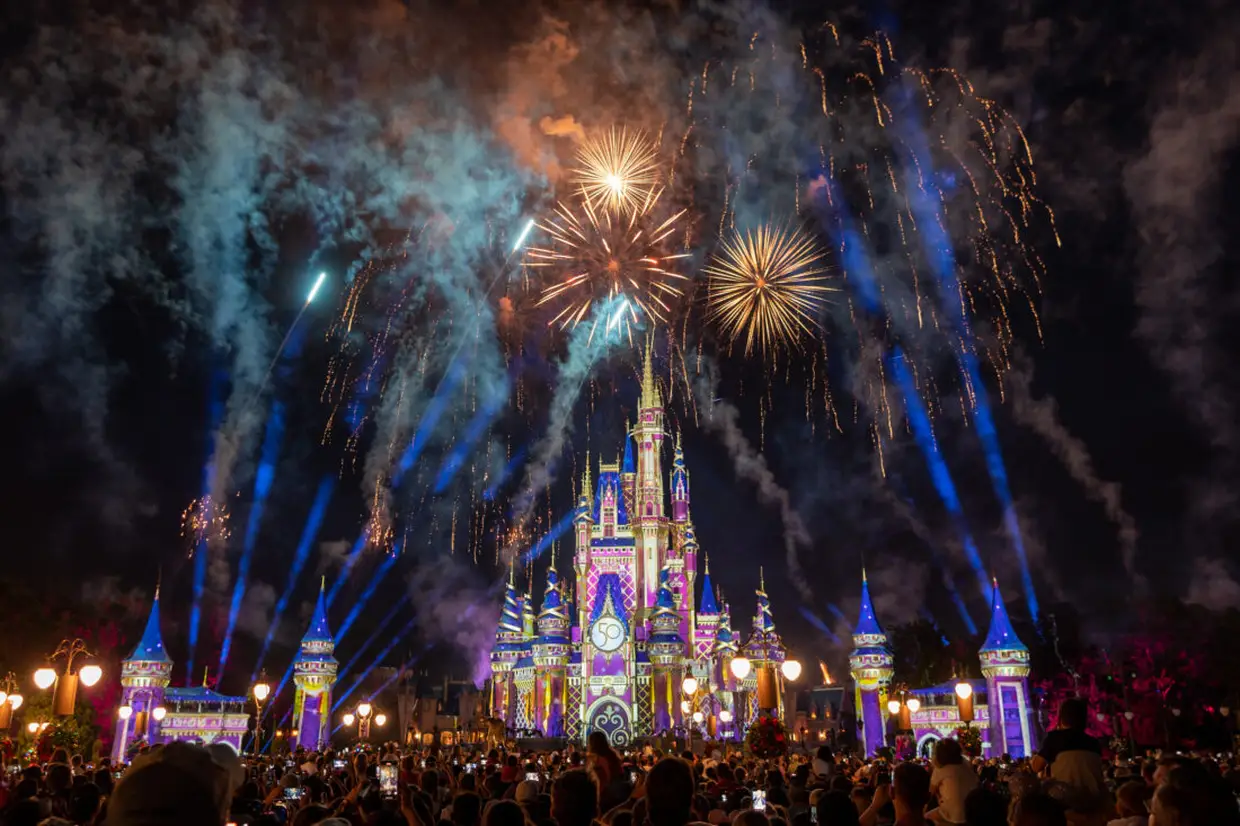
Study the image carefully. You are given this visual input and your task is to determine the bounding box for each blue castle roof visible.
[127,586,171,664]
[497,575,523,634]
[539,568,563,615]
[593,469,629,525]
[622,431,635,474]
[590,573,629,636]
[303,579,334,644]
[699,566,719,616]
[854,570,884,638]
[980,580,1026,653]
[165,686,248,705]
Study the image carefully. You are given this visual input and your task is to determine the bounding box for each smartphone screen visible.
[466,763,476,774]
[379,763,398,799]
[283,787,302,800]
[333,760,346,770]
[525,772,540,782]
[752,791,766,812]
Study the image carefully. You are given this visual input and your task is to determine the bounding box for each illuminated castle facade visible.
[489,348,785,746]
[849,574,1034,759]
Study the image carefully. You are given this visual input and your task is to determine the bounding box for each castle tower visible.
[743,569,787,718]
[532,564,571,736]
[692,553,721,661]
[648,565,685,733]
[979,579,1033,758]
[113,582,173,762]
[490,568,524,723]
[633,340,666,611]
[293,579,338,750]
[848,570,894,756]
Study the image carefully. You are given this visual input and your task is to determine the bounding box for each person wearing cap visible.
[105,741,232,826]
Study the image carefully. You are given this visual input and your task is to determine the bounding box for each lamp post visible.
[0,673,25,730]
[343,702,387,743]
[731,656,751,738]
[886,686,920,750]
[252,673,271,757]
[35,640,102,716]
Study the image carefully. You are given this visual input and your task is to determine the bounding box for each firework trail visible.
[693,357,814,601]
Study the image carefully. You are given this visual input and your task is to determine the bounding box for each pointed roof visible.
[640,337,660,409]
[753,567,776,632]
[682,521,699,551]
[539,567,564,619]
[127,583,172,664]
[653,567,678,616]
[699,554,719,615]
[497,568,523,634]
[980,579,1026,653]
[854,568,884,638]
[302,577,334,644]
[592,465,629,525]
[672,435,687,478]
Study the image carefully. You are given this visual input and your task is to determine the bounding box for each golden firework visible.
[180,494,232,553]
[705,223,834,355]
[524,189,689,345]
[572,127,661,217]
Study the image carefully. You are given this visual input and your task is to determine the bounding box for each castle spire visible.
[698,552,719,616]
[640,337,659,409]
[980,578,1026,654]
[303,578,334,645]
[127,580,171,664]
[854,569,884,638]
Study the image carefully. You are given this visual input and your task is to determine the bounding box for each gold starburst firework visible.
[180,494,231,554]
[572,127,661,218]
[525,189,689,345]
[705,223,834,356]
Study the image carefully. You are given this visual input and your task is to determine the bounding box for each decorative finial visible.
[704,551,710,575]
[508,555,515,586]
[862,566,868,584]
[759,566,766,592]
[154,567,162,601]
[202,666,209,688]
[320,575,326,593]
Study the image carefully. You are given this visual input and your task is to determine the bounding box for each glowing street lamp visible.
[251,672,271,757]
[780,660,802,682]
[343,713,356,727]
[35,640,101,716]
[152,706,167,722]
[374,714,387,728]
[682,677,699,696]
[0,673,24,730]
[344,702,384,741]
[118,706,133,721]
[719,709,733,723]
[730,657,751,681]
[33,669,56,691]
[955,681,975,724]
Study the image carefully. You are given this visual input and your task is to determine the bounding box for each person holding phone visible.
[861,762,931,826]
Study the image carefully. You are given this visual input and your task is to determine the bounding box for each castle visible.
[114,580,338,760]
[849,572,1034,759]
[488,346,786,746]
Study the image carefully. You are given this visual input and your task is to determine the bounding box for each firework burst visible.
[524,189,689,345]
[572,127,661,218]
[705,223,834,356]
[180,494,232,553]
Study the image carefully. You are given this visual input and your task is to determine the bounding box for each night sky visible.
[1,0,1238,694]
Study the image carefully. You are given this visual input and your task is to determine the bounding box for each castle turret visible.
[574,461,594,637]
[490,567,524,722]
[648,566,685,732]
[532,565,572,736]
[848,570,894,756]
[979,579,1033,758]
[670,435,690,524]
[743,569,787,718]
[693,553,721,660]
[293,578,338,750]
[114,582,173,762]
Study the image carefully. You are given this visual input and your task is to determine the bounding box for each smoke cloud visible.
[1185,558,1240,612]
[406,557,503,687]
[693,357,814,600]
